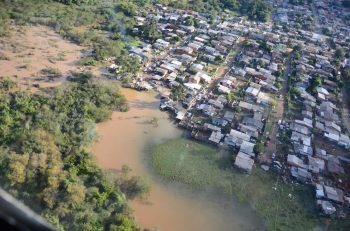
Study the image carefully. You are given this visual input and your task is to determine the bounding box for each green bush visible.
[79,57,97,66]
[0,74,136,230]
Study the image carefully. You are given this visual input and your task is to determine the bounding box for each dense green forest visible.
[0,74,145,231]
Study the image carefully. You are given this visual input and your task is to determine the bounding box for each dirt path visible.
[206,39,244,94]
[342,86,350,134]
[261,54,291,163]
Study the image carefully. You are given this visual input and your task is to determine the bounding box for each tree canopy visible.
[307,75,321,96]
[335,48,345,61]
[170,0,272,22]
[0,75,140,231]
[54,0,94,5]
[170,84,185,102]
[240,0,272,22]
[140,19,162,42]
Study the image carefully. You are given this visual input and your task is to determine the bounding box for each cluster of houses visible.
[273,0,315,31]
[315,0,350,41]
[126,5,237,92]
[272,0,350,217]
[117,1,350,219]
[130,4,222,63]
[129,5,290,175]
[130,5,288,172]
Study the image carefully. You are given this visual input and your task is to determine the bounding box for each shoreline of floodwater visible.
[92,88,266,231]
[148,137,329,231]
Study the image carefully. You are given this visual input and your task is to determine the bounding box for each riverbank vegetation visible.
[0,75,141,231]
[151,138,321,231]
[119,165,151,200]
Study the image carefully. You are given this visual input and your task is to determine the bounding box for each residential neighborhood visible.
[2,0,350,230]
[103,0,350,219]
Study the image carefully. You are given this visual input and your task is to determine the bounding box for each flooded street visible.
[92,87,265,231]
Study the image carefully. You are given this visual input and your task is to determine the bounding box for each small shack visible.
[234,152,254,173]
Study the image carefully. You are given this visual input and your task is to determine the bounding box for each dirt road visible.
[261,54,291,163]
[342,86,350,134]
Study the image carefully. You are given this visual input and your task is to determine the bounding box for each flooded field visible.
[92,87,265,231]
[0,25,83,89]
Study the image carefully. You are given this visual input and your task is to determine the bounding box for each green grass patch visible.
[262,114,275,146]
[127,36,143,47]
[79,56,97,66]
[151,138,319,231]
[264,116,274,136]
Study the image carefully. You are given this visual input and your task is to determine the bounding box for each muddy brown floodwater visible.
[92,87,265,231]
[1,25,264,230]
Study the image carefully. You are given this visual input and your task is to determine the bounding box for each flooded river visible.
[92,87,265,231]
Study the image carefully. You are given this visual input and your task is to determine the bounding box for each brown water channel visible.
[92,87,265,231]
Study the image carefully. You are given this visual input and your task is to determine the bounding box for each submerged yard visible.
[151,138,322,231]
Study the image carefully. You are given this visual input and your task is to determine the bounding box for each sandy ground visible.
[0,25,84,90]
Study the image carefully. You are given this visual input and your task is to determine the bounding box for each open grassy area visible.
[264,115,274,137]
[151,138,320,231]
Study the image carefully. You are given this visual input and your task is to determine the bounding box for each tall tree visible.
[141,19,161,42]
